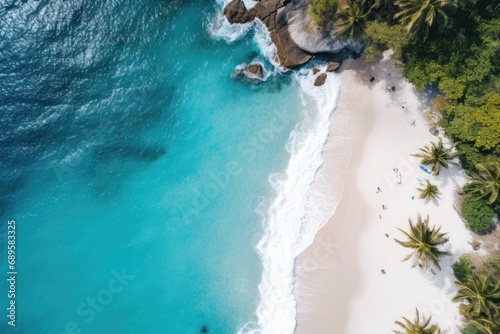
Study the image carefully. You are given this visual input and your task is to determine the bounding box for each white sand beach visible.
[295,53,475,334]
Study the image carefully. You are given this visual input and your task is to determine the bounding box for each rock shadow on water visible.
[85,143,166,197]
[92,143,166,163]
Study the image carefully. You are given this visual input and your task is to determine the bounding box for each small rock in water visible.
[314,73,327,86]
[245,63,264,78]
[312,67,320,75]
[201,326,208,333]
[326,61,341,72]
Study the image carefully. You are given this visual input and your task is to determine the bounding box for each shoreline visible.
[295,54,474,333]
[295,58,374,333]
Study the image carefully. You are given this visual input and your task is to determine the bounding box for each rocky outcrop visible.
[224,0,311,68]
[224,0,363,69]
[231,63,265,82]
[314,73,327,86]
[245,63,264,78]
[223,0,256,24]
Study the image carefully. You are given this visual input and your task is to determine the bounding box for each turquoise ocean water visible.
[1,0,341,333]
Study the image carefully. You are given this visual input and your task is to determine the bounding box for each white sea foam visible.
[209,3,344,333]
[208,10,253,43]
[243,69,340,334]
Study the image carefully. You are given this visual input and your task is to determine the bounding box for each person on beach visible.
[381,269,386,274]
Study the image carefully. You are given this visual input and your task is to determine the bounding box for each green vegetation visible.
[394,0,456,38]
[417,180,439,202]
[412,139,459,176]
[453,273,500,334]
[484,255,500,279]
[452,253,500,334]
[453,255,474,284]
[466,162,500,206]
[308,0,339,26]
[393,308,441,334]
[333,0,370,39]
[461,193,495,234]
[394,215,450,271]
[364,21,410,62]
[462,324,482,334]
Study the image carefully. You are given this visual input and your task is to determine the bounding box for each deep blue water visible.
[0,0,303,333]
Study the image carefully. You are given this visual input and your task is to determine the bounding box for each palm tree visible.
[333,0,370,40]
[394,215,450,271]
[394,0,457,38]
[467,316,500,334]
[412,138,459,176]
[453,273,500,324]
[467,162,500,205]
[467,318,500,334]
[394,308,441,334]
[417,180,439,202]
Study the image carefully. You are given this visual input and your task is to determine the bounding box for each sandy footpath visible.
[295,53,473,334]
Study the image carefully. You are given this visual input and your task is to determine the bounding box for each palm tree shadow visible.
[430,197,440,207]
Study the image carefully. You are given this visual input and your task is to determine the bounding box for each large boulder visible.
[224,0,255,24]
[224,0,311,68]
[223,0,360,69]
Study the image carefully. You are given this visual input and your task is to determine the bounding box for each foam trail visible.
[243,69,339,334]
[208,3,343,333]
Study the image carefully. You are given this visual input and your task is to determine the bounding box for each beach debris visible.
[411,195,415,200]
[393,168,401,184]
[387,86,396,92]
[314,73,327,86]
[379,214,382,219]
[312,67,320,75]
[415,176,424,184]
[429,127,439,136]
[430,269,436,275]
[419,165,433,175]
[468,240,481,251]
[370,76,375,82]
